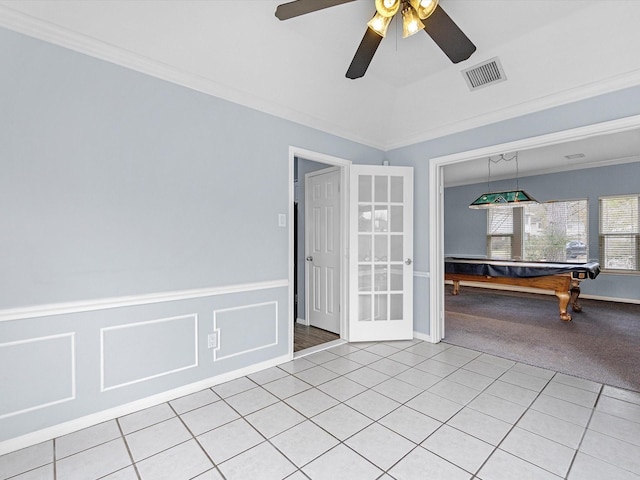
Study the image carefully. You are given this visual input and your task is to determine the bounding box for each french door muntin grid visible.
[357,174,405,322]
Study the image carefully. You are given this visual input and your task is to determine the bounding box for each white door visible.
[349,165,414,341]
[305,167,341,334]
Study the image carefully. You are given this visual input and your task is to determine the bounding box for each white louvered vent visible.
[462,57,506,91]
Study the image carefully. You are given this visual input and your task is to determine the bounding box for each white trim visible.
[296,317,310,326]
[293,339,346,359]
[288,147,352,360]
[412,331,435,343]
[100,315,199,392]
[413,270,430,278]
[429,114,640,343]
[0,333,76,420]
[213,301,278,361]
[0,279,288,322]
[0,352,289,456]
[385,72,640,151]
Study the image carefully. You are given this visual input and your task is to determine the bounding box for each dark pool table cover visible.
[445,257,601,279]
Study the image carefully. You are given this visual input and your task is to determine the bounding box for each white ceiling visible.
[2,0,640,182]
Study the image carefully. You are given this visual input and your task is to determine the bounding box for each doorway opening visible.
[428,114,640,343]
[288,148,351,358]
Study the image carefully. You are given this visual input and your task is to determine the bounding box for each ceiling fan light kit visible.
[275,0,476,79]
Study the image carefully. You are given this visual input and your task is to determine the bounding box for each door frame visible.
[288,147,351,359]
[428,114,640,343]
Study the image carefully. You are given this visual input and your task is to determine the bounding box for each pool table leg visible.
[570,280,583,313]
[452,280,460,295]
[555,290,572,321]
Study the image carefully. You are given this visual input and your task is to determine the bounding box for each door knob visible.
[405,258,412,265]
[306,256,313,262]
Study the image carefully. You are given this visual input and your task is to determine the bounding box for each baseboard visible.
[296,317,310,326]
[413,331,435,343]
[294,339,346,358]
[0,353,290,456]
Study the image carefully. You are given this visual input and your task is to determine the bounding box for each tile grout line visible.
[115,417,142,480]
[167,399,227,480]
[562,382,604,479]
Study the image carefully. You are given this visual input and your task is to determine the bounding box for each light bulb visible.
[402,6,425,37]
[367,12,392,37]
[409,0,438,19]
[375,0,400,17]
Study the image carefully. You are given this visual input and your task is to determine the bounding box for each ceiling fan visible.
[275,0,476,79]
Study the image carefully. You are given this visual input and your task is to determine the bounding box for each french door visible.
[349,165,414,341]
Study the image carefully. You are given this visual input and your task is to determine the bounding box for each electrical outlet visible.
[207,333,217,349]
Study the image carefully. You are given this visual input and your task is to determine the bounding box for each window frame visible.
[599,193,640,274]
[486,198,589,263]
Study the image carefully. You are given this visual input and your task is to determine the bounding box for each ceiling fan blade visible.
[275,0,356,20]
[423,5,476,64]
[346,28,383,79]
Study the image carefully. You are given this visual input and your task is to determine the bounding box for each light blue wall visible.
[0,26,384,447]
[387,85,640,335]
[444,162,640,301]
[0,28,383,310]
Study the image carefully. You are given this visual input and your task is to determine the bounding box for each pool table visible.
[444,257,601,321]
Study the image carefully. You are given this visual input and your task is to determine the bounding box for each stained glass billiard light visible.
[469,152,538,209]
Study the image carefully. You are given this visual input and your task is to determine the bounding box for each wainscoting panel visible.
[213,302,278,361]
[0,333,75,419]
[0,280,289,453]
[101,314,198,391]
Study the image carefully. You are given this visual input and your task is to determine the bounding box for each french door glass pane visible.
[390,235,403,261]
[359,295,372,321]
[374,294,388,321]
[390,206,403,232]
[374,266,387,291]
[374,235,388,261]
[358,265,371,291]
[359,206,372,232]
[390,176,403,202]
[390,294,403,320]
[389,265,403,291]
[375,176,388,202]
[358,235,372,261]
[359,175,372,202]
[374,206,388,232]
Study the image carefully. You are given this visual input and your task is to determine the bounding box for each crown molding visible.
[385,69,640,151]
[0,5,384,150]
[2,5,640,153]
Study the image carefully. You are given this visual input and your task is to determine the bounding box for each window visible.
[599,194,640,272]
[487,208,513,259]
[487,199,588,262]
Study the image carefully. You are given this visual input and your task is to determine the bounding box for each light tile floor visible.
[2,340,640,480]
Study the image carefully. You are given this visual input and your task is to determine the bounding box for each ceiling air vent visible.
[462,57,506,91]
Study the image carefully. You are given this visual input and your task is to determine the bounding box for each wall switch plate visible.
[207,333,217,349]
[278,214,286,227]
